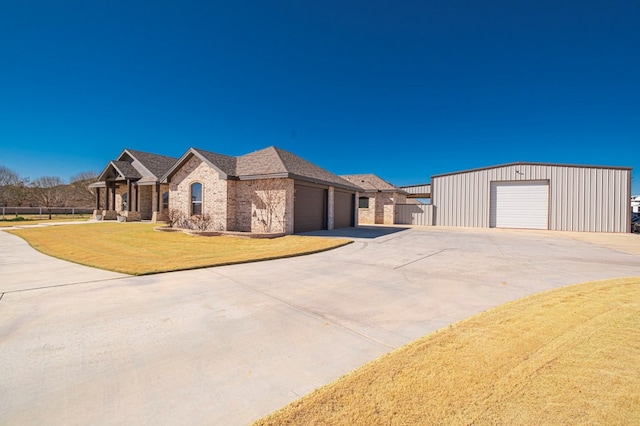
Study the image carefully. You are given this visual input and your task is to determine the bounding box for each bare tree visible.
[0,165,20,207]
[189,214,214,231]
[31,176,66,219]
[69,171,99,207]
[11,177,31,207]
[166,208,185,228]
[252,178,288,233]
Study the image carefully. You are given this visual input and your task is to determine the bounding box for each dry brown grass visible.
[7,222,350,275]
[255,277,640,426]
[0,215,91,227]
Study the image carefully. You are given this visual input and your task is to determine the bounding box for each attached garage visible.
[334,189,355,229]
[294,183,327,233]
[490,181,549,229]
[431,162,632,233]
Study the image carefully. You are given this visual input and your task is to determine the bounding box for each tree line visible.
[0,165,98,218]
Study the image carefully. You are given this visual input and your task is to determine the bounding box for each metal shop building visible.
[422,162,631,233]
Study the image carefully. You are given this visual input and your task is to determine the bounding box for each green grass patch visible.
[8,222,351,275]
[255,277,640,425]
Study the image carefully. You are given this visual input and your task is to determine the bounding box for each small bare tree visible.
[189,214,213,231]
[69,171,99,207]
[166,208,185,228]
[31,176,66,219]
[252,178,288,233]
[11,177,31,207]
[0,165,20,207]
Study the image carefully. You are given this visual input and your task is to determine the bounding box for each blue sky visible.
[1,1,639,193]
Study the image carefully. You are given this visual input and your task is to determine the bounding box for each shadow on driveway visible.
[298,226,410,239]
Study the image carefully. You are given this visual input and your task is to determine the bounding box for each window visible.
[162,191,169,211]
[358,196,369,209]
[190,183,202,215]
[122,193,128,210]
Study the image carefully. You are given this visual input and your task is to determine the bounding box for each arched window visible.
[190,183,202,215]
[162,191,169,211]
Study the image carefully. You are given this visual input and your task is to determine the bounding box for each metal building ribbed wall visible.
[394,204,433,225]
[432,163,631,233]
[399,184,431,196]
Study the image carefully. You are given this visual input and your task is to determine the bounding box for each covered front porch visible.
[90,180,168,222]
[90,161,169,222]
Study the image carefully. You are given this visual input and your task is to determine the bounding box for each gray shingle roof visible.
[125,149,178,179]
[191,149,237,177]
[238,147,360,190]
[341,174,404,192]
[236,147,288,176]
[111,161,142,179]
[167,146,360,191]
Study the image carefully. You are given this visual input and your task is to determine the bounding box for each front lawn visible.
[7,222,351,275]
[255,277,640,425]
[0,215,92,227]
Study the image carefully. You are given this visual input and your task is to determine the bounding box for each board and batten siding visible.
[432,163,631,233]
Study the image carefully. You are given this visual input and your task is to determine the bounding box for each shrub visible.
[187,214,213,231]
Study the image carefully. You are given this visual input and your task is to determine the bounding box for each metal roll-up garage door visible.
[334,190,354,229]
[294,184,327,233]
[490,181,549,229]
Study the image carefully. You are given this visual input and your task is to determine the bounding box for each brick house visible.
[160,146,361,234]
[90,149,177,221]
[340,174,408,225]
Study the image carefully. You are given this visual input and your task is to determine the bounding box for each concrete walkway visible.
[1,226,639,425]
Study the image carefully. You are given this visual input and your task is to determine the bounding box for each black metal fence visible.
[1,207,94,220]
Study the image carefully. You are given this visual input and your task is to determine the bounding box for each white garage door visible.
[490,181,549,229]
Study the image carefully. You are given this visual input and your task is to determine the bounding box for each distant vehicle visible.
[632,214,640,233]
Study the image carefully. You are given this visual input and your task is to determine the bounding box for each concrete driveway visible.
[1,226,639,425]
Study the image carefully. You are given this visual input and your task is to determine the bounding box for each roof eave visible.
[289,174,361,191]
[238,173,289,180]
[431,161,633,179]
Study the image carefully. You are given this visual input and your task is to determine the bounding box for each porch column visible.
[134,184,139,212]
[127,180,132,212]
[155,183,160,212]
[111,183,116,210]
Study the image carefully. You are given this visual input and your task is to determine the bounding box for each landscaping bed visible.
[154,226,286,239]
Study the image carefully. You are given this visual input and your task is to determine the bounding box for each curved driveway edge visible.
[0,230,128,293]
[1,226,639,425]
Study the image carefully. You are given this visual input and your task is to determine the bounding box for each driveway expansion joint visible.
[394,249,446,269]
[1,276,130,295]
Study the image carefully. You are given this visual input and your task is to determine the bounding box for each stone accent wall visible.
[235,178,294,233]
[354,191,360,228]
[226,180,237,231]
[327,187,335,230]
[357,192,407,225]
[234,181,253,232]
[358,195,375,224]
[168,156,297,233]
[152,184,171,222]
[139,185,153,220]
[375,193,391,224]
[115,185,128,212]
[382,193,406,224]
[169,155,229,231]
